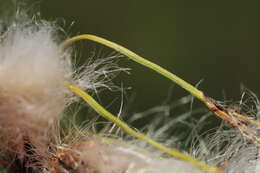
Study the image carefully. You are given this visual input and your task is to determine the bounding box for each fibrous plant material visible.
[0,7,259,173]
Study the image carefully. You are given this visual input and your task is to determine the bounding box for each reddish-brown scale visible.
[48,149,83,173]
[204,96,260,147]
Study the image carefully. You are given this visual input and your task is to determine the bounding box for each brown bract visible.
[205,96,260,147]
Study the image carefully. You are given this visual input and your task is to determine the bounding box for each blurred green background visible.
[42,0,260,112]
[2,0,260,114]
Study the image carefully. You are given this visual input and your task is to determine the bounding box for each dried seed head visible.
[0,15,69,157]
[48,136,205,173]
[0,11,125,169]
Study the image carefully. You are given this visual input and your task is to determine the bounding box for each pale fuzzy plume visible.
[0,16,70,158]
[0,12,126,172]
[119,94,260,173]
[73,54,129,93]
[188,91,260,173]
[191,89,260,173]
[48,134,204,173]
[193,125,260,173]
[75,138,203,173]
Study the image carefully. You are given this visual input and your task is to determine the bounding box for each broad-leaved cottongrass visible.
[0,8,259,173]
[0,12,126,172]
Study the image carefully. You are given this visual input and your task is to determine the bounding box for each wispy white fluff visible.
[119,94,260,173]
[0,16,69,157]
[0,13,126,161]
[54,136,204,173]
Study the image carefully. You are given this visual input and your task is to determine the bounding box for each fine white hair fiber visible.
[0,8,125,169]
[0,10,70,157]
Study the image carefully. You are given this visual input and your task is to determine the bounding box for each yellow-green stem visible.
[61,34,205,102]
[66,83,220,173]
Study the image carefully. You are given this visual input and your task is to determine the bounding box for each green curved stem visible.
[66,83,220,173]
[61,34,205,102]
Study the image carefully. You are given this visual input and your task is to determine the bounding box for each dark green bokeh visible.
[41,1,260,110]
[4,0,260,114]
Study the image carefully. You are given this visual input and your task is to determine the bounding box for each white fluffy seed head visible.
[0,16,70,156]
[0,12,125,159]
[49,136,204,173]
[76,140,204,173]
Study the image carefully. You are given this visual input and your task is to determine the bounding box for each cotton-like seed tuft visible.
[48,136,204,173]
[0,18,70,157]
[0,13,124,170]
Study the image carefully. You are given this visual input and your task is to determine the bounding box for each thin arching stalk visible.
[61,34,260,172]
